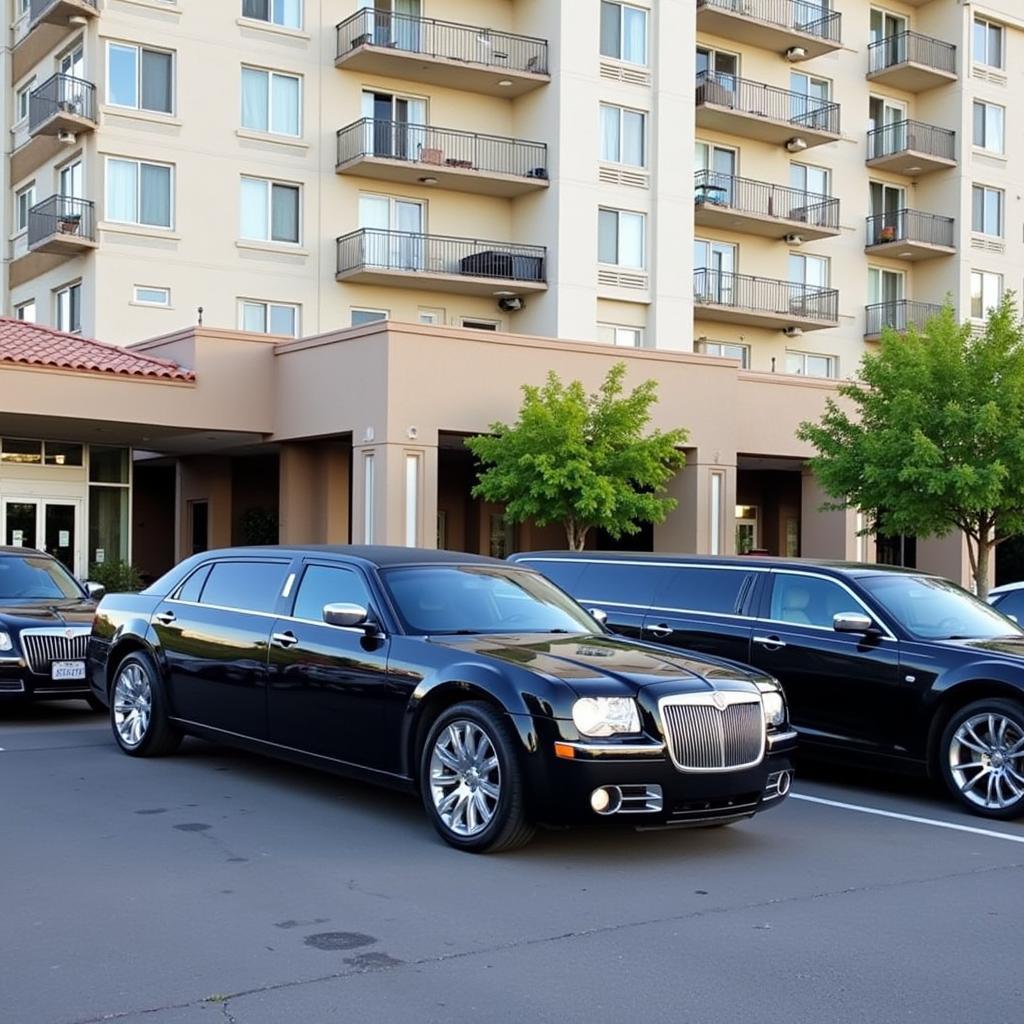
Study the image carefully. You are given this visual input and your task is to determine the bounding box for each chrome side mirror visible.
[85,581,106,601]
[588,608,609,627]
[323,602,369,628]
[833,612,874,634]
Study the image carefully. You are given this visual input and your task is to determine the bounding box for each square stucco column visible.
[654,456,737,555]
[352,443,438,548]
[176,456,233,562]
[800,469,861,560]
[278,442,350,545]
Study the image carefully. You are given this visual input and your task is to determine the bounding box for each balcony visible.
[695,72,841,149]
[336,120,548,198]
[696,0,842,60]
[864,300,944,340]
[15,0,98,80]
[693,269,839,331]
[29,74,97,138]
[866,120,955,175]
[27,196,97,256]
[336,229,547,296]
[694,171,839,241]
[867,32,956,92]
[335,11,549,97]
[30,0,96,28]
[864,210,955,261]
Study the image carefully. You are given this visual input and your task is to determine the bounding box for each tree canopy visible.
[467,362,688,550]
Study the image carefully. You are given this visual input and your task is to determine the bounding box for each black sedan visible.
[87,546,796,852]
[0,547,102,707]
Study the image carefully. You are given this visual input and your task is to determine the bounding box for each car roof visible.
[186,545,506,569]
[990,580,1024,596]
[0,546,55,559]
[508,550,935,580]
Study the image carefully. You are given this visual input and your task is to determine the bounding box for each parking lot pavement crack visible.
[58,857,1024,1024]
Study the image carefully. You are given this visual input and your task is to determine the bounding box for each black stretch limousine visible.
[510,551,1024,820]
[88,546,796,852]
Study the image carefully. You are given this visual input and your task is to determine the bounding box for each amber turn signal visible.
[553,742,575,759]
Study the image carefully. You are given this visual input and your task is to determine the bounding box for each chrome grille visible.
[20,629,90,674]
[660,697,765,772]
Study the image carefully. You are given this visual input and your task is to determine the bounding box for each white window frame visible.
[241,0,303,30]
[785,350,837,379]
[597,323,643,348]
[417,307,444,325]
[973,17,1005,70]
[598,207,646,269]
[55,282,82,334]
[789,252,830,287]
[972,184,1003,237]
[15,77,35,123]
[237,298,300,337]
[14,300,36,323]
[973,101,1005,154]
[240,176,302,244]
[106,41,175,115]
[600,1,649,66]
[697,339,750,368]
[790,162,831,197]
[600,103,647,168]
[132,285,171,307]
[351,307,388,326]
[105,157,174,229]
[15,183,35,233]
[971,271,1002,320]
[240,65,302,137]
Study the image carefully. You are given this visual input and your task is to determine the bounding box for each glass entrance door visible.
[2,499,80,574]
[4,502,37,550]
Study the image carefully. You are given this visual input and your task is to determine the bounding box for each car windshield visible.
[859,574,1023,641]
[0,554,82,601]
[381,565,598,636]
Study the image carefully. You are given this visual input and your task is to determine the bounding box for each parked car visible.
[509,551,1024,820]
[988,581,1024,621]
[0,547,104,707]
[87,546,796,852]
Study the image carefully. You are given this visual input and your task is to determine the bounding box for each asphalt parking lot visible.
[3,703,1024,1024]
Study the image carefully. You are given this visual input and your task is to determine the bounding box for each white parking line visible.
[791,793,1024,845]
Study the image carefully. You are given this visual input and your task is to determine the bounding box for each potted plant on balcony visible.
[58,212,82,235]
[878,224,897,243]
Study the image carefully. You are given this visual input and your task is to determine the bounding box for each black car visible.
[509,551,1024,819]
[0,547,103,707]
[87,546,796,852]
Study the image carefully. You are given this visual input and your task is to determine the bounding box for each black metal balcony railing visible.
[866,209,955,248]
[865,299,944,336]
[694,170,839,230]
[337,229,546,283]
[336,11,549,75]
[337,119,548,180]
[693,268,839,323]
[695,70,841,135]
[867,119,955,161]
[697,0,842,44]
[28,74,96,133]
[868,31,956,75]
[27,195,96,248]
[30,0,97,23]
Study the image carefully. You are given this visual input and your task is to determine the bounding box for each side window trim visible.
[168,558,294,616]
[763,570,897,640]
[168,562,213,603]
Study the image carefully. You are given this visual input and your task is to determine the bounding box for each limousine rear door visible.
[641,564,758,664]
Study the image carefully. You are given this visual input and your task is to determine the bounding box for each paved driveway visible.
[3,703,1023,1024]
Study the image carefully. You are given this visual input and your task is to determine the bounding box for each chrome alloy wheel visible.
[429,720,501,837]
[949,713,1024,810]
[113,662,152,748]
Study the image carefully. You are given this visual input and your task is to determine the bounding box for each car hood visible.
[0,598,96,629]
[932,636,1024,659]
[430,632,766,697]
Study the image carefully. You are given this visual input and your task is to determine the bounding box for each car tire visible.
[419,701,535,853]
[109,652,182,758]
[85,694,106,714]
[939,698,1024,819]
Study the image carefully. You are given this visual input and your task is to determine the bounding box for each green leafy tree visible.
[797,296,1024,597]
[467,362,688,551]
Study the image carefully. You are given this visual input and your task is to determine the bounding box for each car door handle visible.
[753,635,787,650]
[646,623,673,639]
[154,611,176,626]
[272,631,299,649]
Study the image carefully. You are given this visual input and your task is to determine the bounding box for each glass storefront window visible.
[89,486,129,566]
[89,445,129,484]
[44,442,84,467]
[1,438,42,464]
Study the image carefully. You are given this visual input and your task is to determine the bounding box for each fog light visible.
[590,786,622,815]
[777,770,792,797]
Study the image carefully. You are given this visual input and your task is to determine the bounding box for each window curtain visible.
[618,212,643,268]
[622,110,644,165]
[141,50,173,114]
[271,74,299,135]
[241,178,269,239]
[140,163,171,227]
[270,183,299,242]
[106,159,138,223]
[598,209,617,264]
[273,0,301,28]
[622,7,646,64]
[600,105,620,162]
[241,68,268,131]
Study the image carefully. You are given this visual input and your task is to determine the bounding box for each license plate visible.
[52,661,86,681]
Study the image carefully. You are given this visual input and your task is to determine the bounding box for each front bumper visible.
[0,655,91,701]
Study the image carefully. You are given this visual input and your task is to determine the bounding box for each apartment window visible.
[239,300,299,337]
[973,17,1004,69]
[790,71,831,125]
[971,271,1002,319]
[786,350,836,379]
[973,101,1004,154]
[417,307,444,325]
[106,158,173,228]
[698,339,750,368]
[240,177,300,243]
[15,184,35,232]
[15,300,36,324]
[600,2,647,65]
[55,283,82,334]
[972,185,1003,237]
[789,252,829,288]
[696,46,738,79]
[461,319,500,331]
[351,308,387,326]
[790,162,830,197]
[241,67,301,137]
[15,78,34,122]
[597,324,643,348]
[598,208,645,268]
[107,43,174,114]
[600,104,646,167]
[242,0,302,30]
[133,286,170,307]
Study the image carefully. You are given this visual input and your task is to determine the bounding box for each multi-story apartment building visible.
[0,0,1019,584]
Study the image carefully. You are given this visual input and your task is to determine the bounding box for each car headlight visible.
[572,697,641,738]
[762,690,787,729]
[0,631,12,653]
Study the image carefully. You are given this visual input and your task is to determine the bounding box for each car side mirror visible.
[588,607,609,627]
[85,581,106,601]
[833,612,875,634]
[323,602,370,628]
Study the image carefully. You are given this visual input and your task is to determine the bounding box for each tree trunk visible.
[974,537,994,600]
[563,519,590,551]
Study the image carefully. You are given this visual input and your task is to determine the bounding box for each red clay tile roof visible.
[0,318,194,381]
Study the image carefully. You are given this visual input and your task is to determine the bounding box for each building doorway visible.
[2,497,82,575]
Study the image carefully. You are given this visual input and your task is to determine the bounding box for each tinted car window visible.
[769,573,864,629]
[175,564,211,603]
[992,589,1024,622]
[0,554,81,600]
[574,561,663,608]
[514,558,588,595]
[653,567,752,615]
[293,565,372,622]
[199,561,289,614]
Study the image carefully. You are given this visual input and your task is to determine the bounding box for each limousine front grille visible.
[20,628,90,674]
[660,695,765,772]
